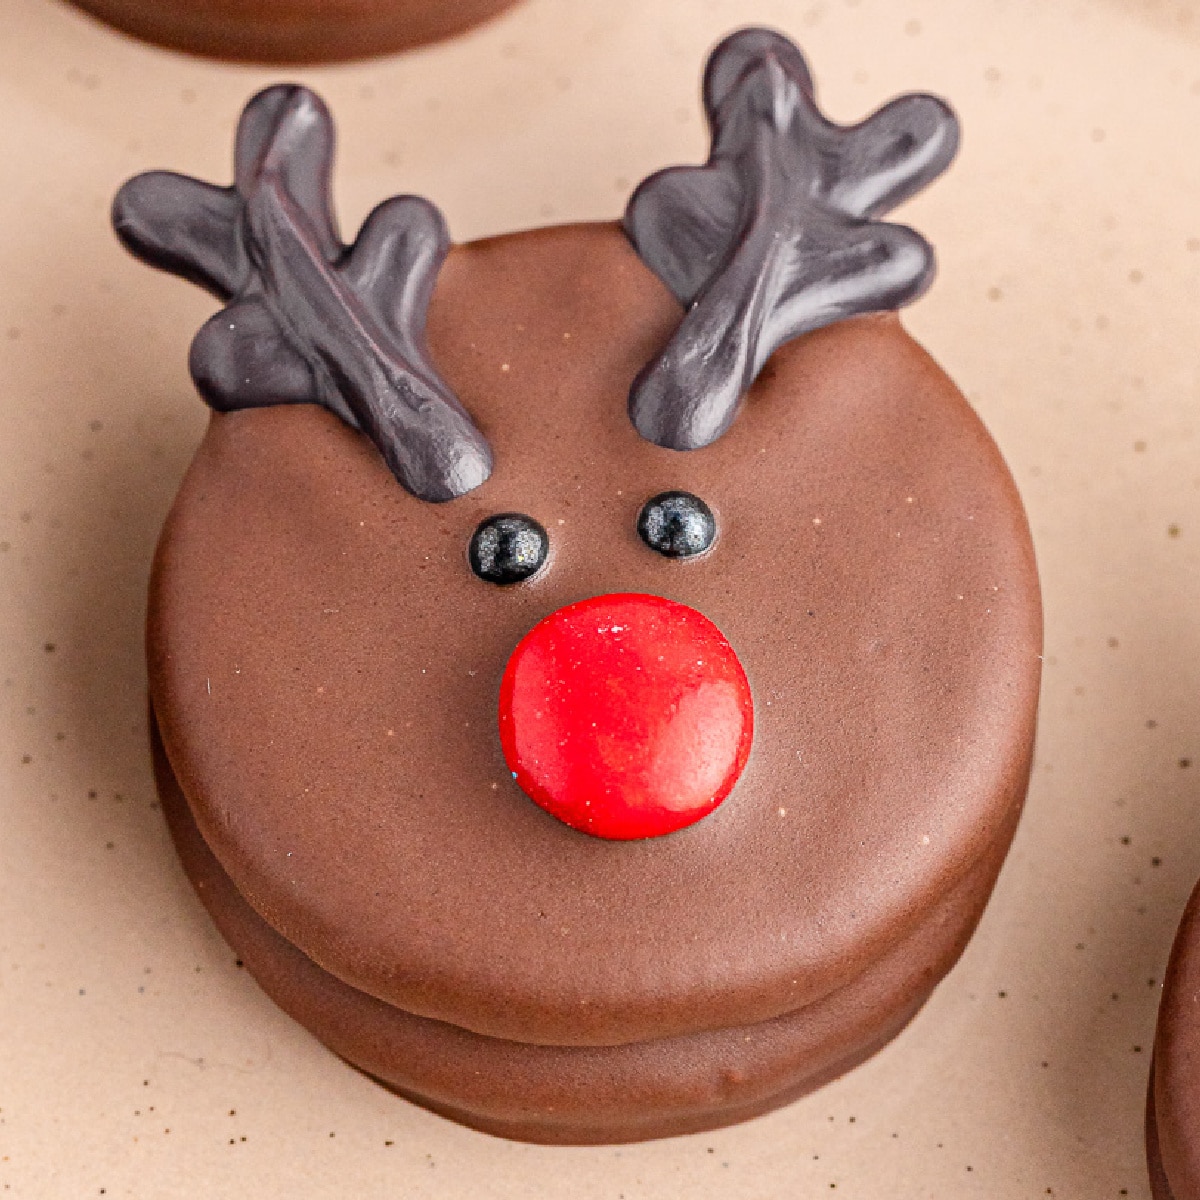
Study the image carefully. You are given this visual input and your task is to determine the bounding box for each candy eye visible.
[469,513,549,585]
[637,491,716,558]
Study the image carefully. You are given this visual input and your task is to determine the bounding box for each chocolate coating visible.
[67,0,522,64]
[155,712,1018,1143]
[1149,877,1200,1199]
[625,28,959,451]
[149,223,1041,1053]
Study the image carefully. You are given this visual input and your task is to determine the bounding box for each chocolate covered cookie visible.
[68,0,520,63]
[1149,878,1200,1198]
[114,29,1042,1141]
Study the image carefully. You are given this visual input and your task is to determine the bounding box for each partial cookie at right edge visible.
[1150,878,1200,1199]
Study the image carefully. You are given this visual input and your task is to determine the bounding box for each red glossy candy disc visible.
[498,593,754,839]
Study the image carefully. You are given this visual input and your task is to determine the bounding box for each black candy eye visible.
[469,513,549,585]
[637,491,716,558]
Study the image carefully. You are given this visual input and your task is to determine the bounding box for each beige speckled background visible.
[1,0,1198,1195]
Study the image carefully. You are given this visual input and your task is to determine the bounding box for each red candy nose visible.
[498,593,754,840]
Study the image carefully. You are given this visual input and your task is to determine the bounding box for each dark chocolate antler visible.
[624,28,960,450]
[112,86,492,502]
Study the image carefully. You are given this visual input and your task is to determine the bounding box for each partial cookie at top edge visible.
[67,0,522,64]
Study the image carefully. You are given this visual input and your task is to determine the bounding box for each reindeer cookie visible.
[115,29,1042,1142]
[69,0,519,63]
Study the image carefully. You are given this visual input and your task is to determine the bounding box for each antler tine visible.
[703,26,814,115]
[234,85,342,262]
[826,94,960,220]
[625,28,959,452]
[113,172,248,301]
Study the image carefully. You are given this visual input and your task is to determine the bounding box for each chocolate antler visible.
[624,28,960,450]
[112,86,492,502]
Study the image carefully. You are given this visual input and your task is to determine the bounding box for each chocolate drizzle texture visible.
[624,27,960,451]
[112,85,492,502]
